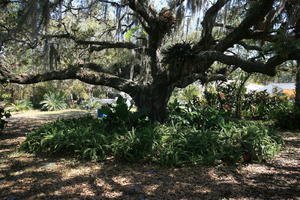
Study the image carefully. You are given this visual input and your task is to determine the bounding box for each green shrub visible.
[40,91,67,111]
[20,115,282,166]
[172,85,201,104]
[220,122,283,162]
[168,99,228,130]
[242,91,287,119]
[273,104,300,130]
[153,125,221,166]
[152,122,282,166]
[5,99,33,112]
[111,126,158,162]
[203,82,289,120]
[20,115,110,160]
[204,82,238,114]
[101,96,149,129]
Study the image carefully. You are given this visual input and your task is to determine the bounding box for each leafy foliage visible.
[124,25,147,41]
[20,116,109,160]
[242,90,288,119]
[153,121,282,165]
[168,99,227,130]
[5,99,33,112]
[204,81,288,120]
[204,83,237,113]
[40,91,67,111]
[175,84,201,104]
[273,103,300,130]
[101,96,149,129]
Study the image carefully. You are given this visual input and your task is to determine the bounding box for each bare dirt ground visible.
[0,110,299,200]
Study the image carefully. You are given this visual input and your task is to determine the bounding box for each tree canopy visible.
[1,0,300,120]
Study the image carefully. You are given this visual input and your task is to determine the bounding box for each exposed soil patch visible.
[0,111,299,200]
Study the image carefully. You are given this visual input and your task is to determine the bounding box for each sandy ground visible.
[0,110,299,200]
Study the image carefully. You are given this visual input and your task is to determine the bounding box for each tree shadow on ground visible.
[1,161,299,200]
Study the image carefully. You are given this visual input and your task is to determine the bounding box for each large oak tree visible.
[0,0,300,121]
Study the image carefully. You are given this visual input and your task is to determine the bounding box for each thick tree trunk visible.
[133,85,173,122]
[296,61,300,108]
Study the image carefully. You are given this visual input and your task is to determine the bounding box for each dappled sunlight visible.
[62,164,101,179]
[242,164,278,174]
[111,175,133,186]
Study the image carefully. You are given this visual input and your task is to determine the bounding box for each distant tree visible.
[0,0,300,121]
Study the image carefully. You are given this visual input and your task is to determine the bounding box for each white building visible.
[246,83,295,93]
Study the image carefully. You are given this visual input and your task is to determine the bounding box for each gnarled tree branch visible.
[195,0,229,49]
[127,0,155,28]
[196,50,300,76]
[216,0,275,51]
[0,63,138,95]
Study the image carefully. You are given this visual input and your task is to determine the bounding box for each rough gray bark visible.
[134,85,174,121]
